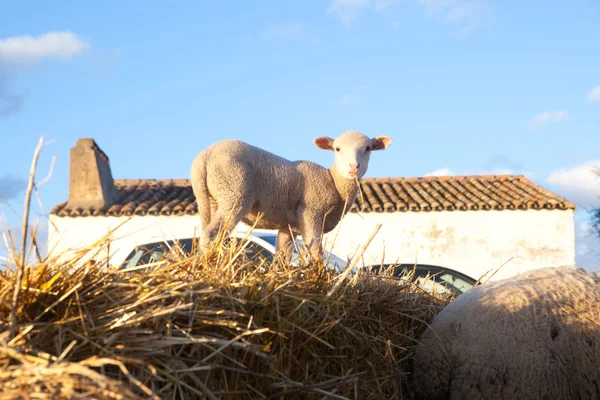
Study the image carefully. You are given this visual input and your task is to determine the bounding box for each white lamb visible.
[411,266,600,400]
[190,130,392,260]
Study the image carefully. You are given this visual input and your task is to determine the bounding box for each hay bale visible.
[0,238,447,399]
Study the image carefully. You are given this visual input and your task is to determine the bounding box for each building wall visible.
[48,208,576,281]
[47,215,206,267]
[322,209,576,281]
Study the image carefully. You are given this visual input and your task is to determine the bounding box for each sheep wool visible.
[190,130,392,258]
[411,266,600,400]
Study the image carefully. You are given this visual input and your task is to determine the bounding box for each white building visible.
[48,138,576,281]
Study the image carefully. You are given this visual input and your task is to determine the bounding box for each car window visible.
[121,241,183,269]
[363,264,476,296]
[242,241,274,263]
[436,273,473,292]
[223,237,274,264]
[256,234,277,248]
[411,266,475,294]
[149,251,164,263]
[414,272,474,295]
[123,249,145,269]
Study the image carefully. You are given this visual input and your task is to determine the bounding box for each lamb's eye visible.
[335,147,341,152]
[366,146,371,152]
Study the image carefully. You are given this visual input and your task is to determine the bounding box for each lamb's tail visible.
[190,153,211,228]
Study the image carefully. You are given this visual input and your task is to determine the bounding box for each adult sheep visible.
[190,130,392,261]
[411,266,600,400]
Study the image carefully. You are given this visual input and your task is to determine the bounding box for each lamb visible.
[411,265,600,400]
[190,130,392,261]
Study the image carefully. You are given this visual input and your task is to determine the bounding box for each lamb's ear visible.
[314,137,335,151]
[370,136,392,151]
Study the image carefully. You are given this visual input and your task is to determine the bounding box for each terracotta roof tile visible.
[50,175,576,217]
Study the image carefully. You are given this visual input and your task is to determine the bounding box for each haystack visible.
[0,230,448,399]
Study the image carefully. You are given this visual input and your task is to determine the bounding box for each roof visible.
[50,175,575,217]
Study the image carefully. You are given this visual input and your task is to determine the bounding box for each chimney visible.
[66,138,118,210]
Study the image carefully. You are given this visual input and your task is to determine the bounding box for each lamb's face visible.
[314,130,393,180]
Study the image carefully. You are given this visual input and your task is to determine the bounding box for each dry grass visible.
[0,230,449,400]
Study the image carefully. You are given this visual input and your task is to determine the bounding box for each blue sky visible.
[0,0,599,268]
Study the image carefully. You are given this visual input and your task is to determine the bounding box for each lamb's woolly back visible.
[411,266,600,400]
[190,130,392,257]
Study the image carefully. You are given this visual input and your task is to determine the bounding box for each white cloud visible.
[425,168,454,176]
[0,31,88,65]
[587,85,600,102]
[0,31,89,117]
[418,0,490,36]
[546,161,600,208]
[527,110,568,131]
[326,0,399,25]
[262,23,306,41]
[340,85,368,105]
[424,167,520,177]
[326,0,489,33]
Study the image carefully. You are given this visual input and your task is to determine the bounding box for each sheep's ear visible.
[314,137,335,151]
[370,136,392,151]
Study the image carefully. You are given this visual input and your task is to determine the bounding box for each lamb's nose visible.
[349,162,359,170]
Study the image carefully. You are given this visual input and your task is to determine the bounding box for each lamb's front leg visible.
[275,229,295,263]
[297,210,324,262]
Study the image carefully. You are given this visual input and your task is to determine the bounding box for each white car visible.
[120,230,347,272]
